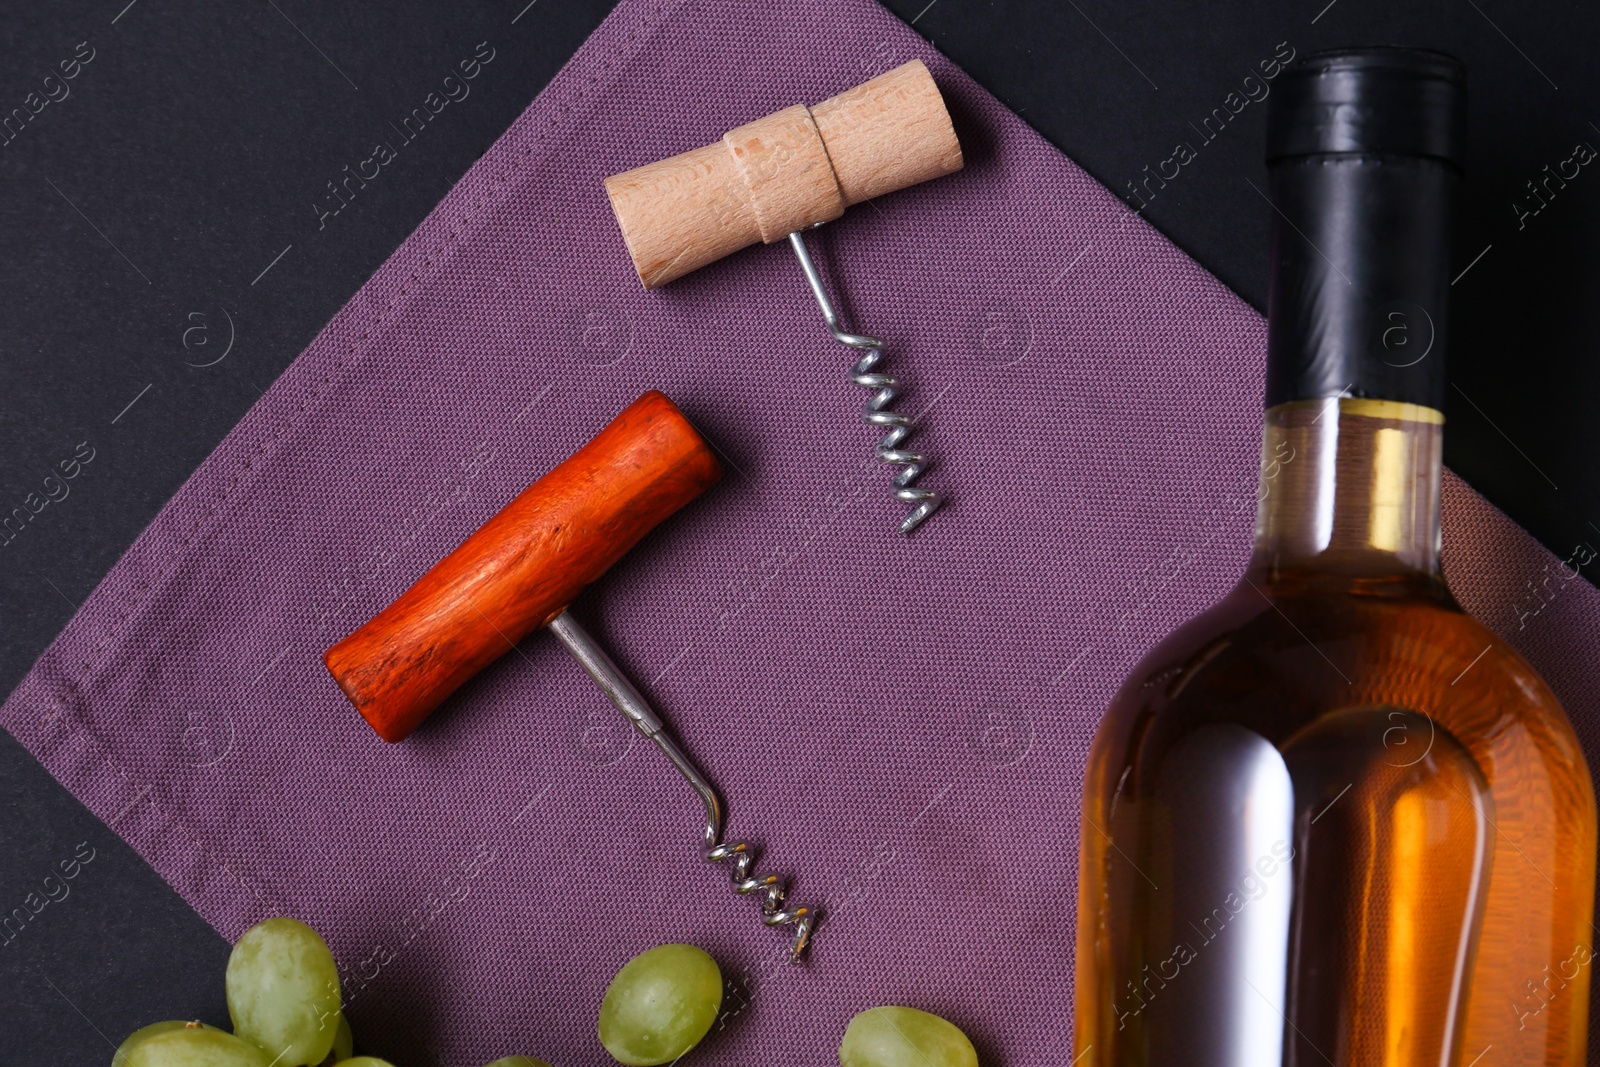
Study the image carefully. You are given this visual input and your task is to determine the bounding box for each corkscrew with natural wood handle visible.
[325,391,817,959]
[604,59,964,536]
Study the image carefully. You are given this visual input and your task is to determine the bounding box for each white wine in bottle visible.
[1071,49,1596,1067]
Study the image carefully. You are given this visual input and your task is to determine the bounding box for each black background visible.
[2,0,1596,1060]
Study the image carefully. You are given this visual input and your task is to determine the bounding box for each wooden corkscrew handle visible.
[604,59,964,289]
[325,391,722,742]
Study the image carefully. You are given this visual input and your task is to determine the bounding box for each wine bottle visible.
[1071,49,1596,1067]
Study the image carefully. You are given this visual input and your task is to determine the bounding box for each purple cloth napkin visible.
[7,0,1599,1063]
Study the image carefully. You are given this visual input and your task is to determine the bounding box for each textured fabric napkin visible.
[6,0,1599,1063]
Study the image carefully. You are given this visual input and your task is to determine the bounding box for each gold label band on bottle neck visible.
[1270,397,1445,425]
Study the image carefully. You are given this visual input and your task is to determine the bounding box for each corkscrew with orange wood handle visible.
[324,391,817,959]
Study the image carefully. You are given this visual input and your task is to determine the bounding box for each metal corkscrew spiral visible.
[550,611,817,961]
[789,230,943,536]
[704,809,816,959]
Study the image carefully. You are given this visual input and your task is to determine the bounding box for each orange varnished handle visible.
[325,391,721,742]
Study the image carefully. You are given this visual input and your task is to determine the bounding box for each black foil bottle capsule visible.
[1071,49,1595,1067]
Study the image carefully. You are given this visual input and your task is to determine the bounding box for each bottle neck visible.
[1249,398,1444,581]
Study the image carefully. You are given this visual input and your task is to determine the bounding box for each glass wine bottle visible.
[1071,49,1596,1067]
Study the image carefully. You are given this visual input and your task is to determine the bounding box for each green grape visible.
[482,1059,553,1067]
[331,1059,395,1067]
[838,1006,979,1067]
[315,1014,355,1066]
[598,943,723,1066]
[226,917,343,1066]
[121,1026,270,1067]
[113,1021,193,1066]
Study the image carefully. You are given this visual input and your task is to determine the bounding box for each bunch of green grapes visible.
[111,917,550,1067]
[113,915,979,1066]
[595,944,978,1067]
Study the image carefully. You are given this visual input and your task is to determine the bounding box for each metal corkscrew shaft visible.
[789,230,942,536]
[550,611,817,959]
